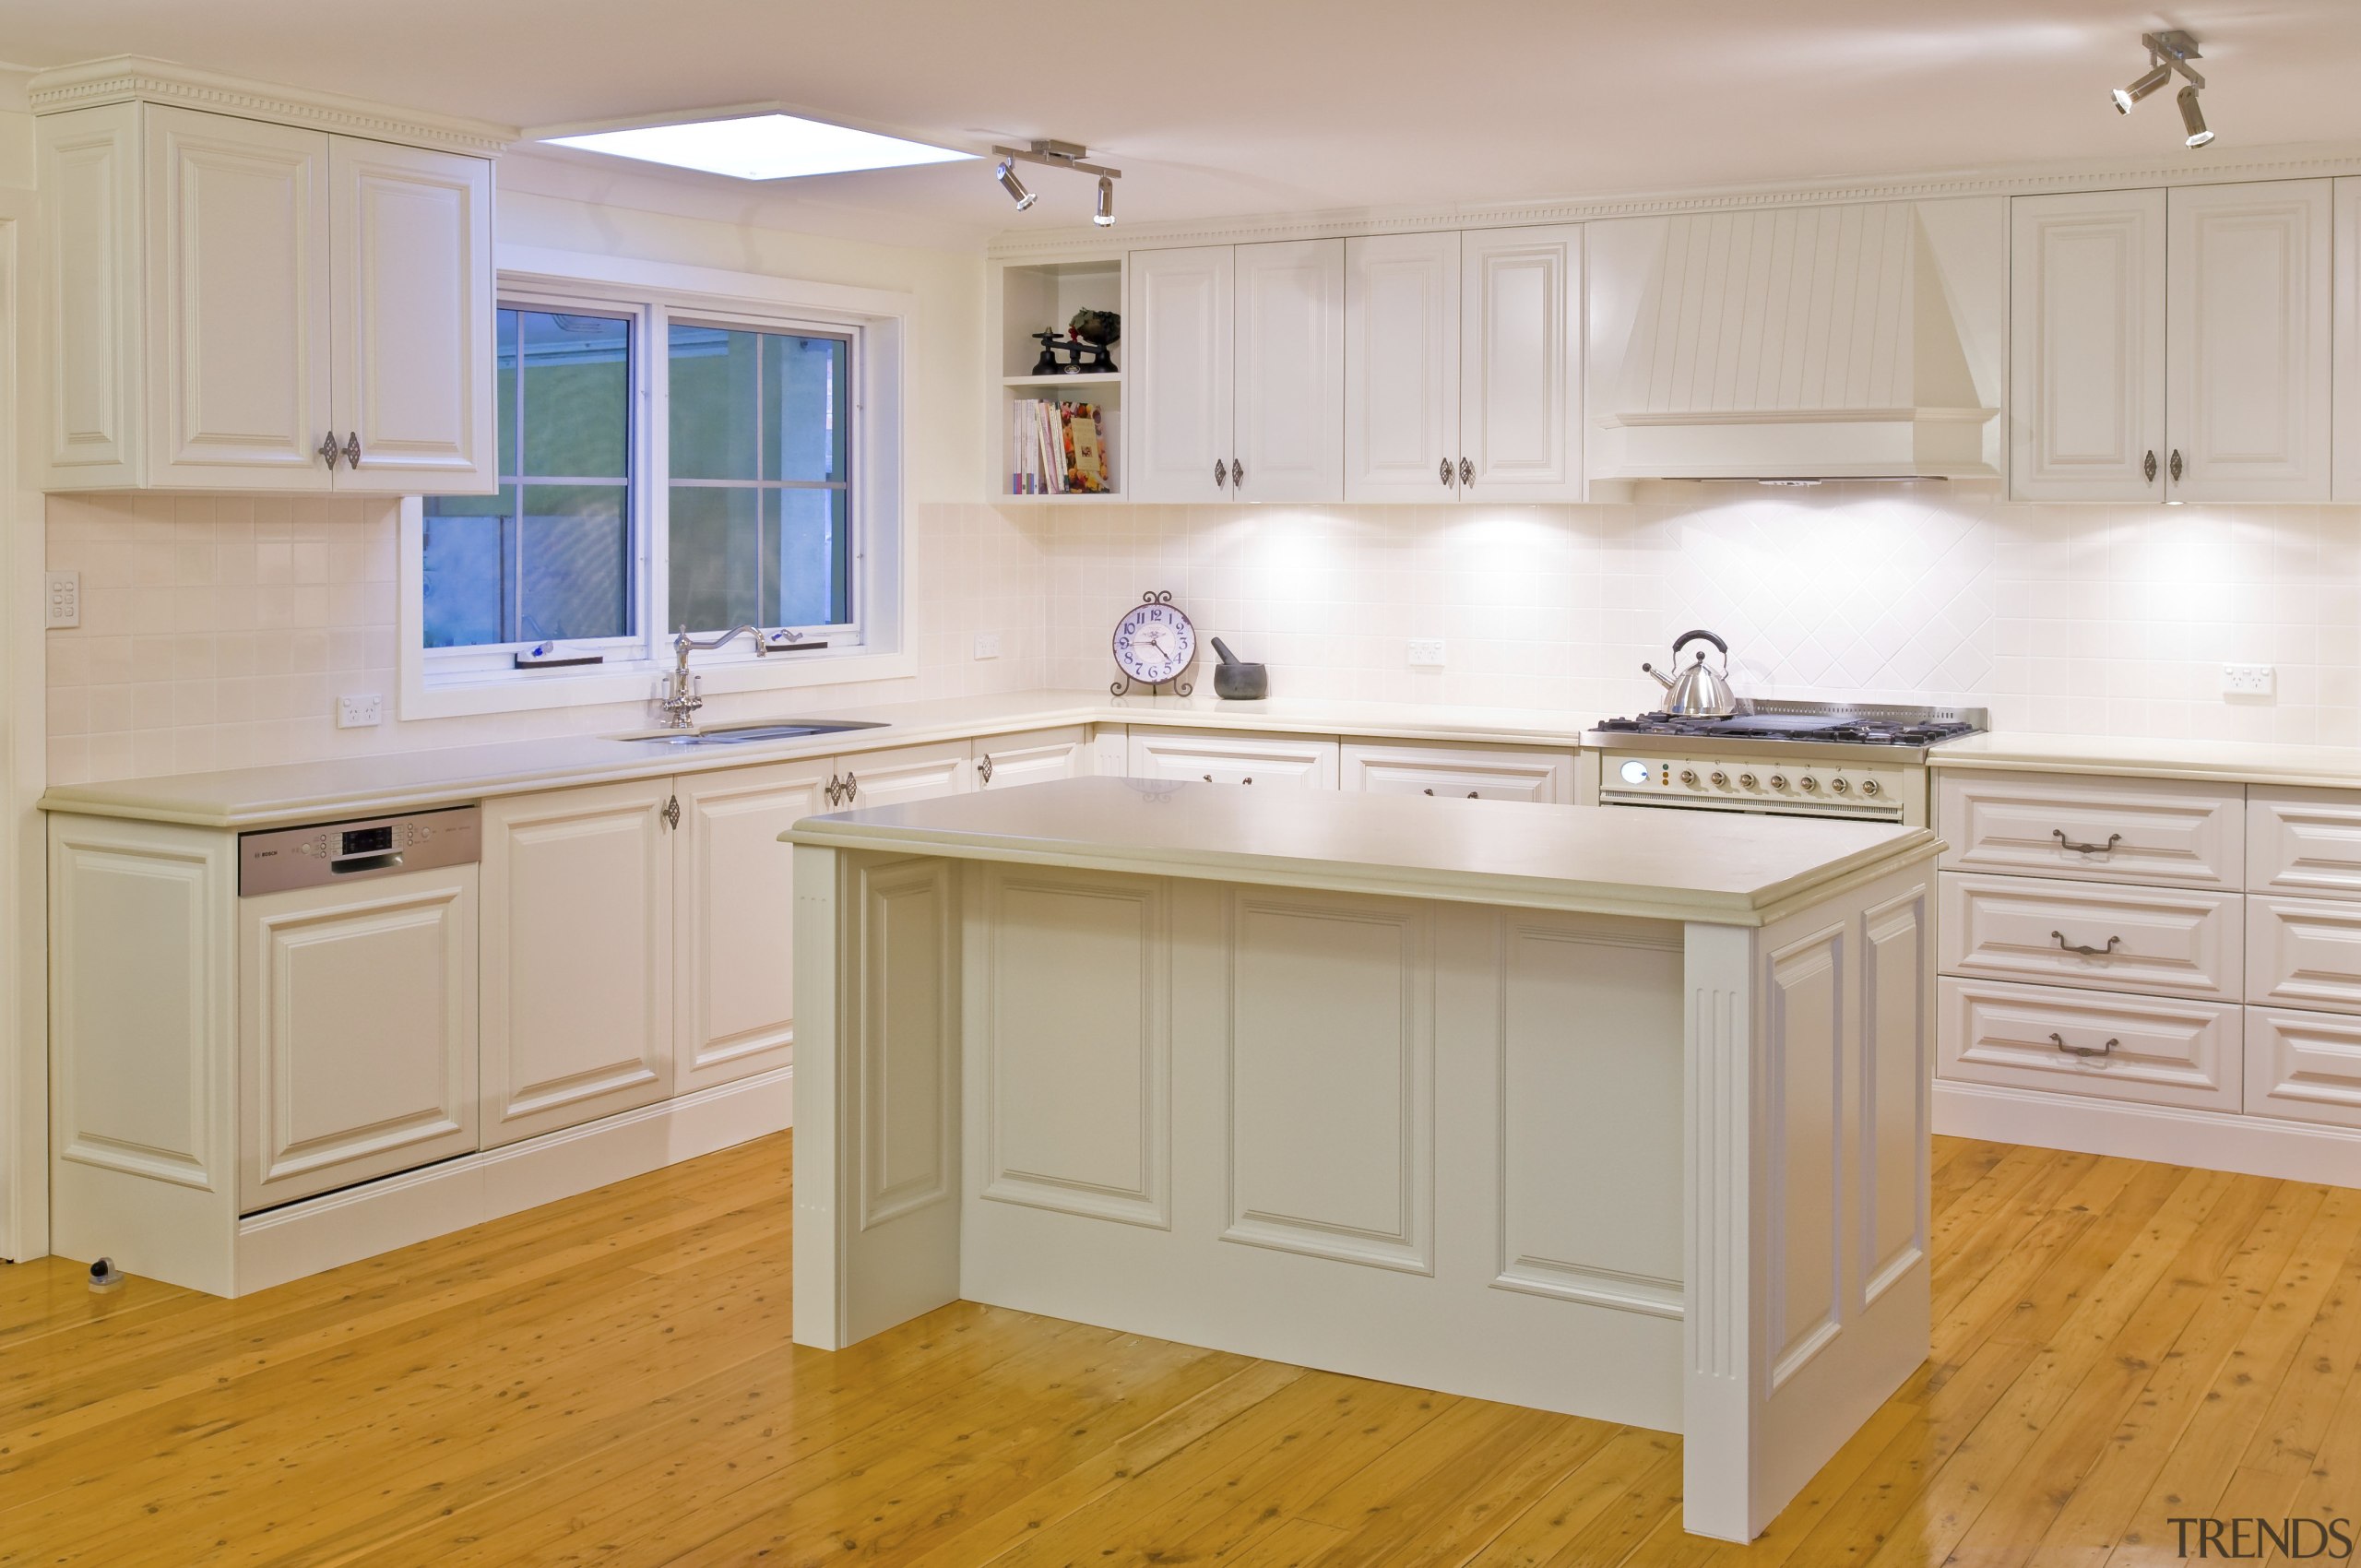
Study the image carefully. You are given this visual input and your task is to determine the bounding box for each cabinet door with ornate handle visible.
[2008,188,2168,503]
[1344,231,1462,503]
[1130,244,1237,503]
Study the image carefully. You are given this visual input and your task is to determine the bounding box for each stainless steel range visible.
[1578,700,1987,826]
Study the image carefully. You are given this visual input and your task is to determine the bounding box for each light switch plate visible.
[44,571,79,629]
[2223,663,2274,698]
[337,694,385,729]
[1407,637,1446,668]
[973,632,1002,660]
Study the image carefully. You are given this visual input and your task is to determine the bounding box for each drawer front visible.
[1125,728,1340,789]
[2247,1006,2361,1129]
[2248,894,2361,1014]
[1339,742,1576,803]
[1936,768,2243,888]
[1940,872,2241,999]
[2249,788,2361,897]
[1939,976,2241,1111]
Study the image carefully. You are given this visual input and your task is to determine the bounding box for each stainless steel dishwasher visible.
[236,806,483,1212]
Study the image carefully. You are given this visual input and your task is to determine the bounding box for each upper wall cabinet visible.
[1345,225,1584,504]
[2335,179,2361,505]
[33,63,500,494]
[2011,181,2332,504]
[1131,241,1346,504]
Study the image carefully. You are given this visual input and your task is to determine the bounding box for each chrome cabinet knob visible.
[1439,457,1454,488]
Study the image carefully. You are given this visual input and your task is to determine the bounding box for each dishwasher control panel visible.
[240,805,481,896]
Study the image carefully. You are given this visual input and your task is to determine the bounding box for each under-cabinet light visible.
[544,113,975,182]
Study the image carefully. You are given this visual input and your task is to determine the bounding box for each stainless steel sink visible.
[624,719,887,747]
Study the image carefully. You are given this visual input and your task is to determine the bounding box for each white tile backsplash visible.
[46,483,2361,786]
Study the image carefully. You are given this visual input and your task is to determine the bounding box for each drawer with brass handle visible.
[1935,768,2242,888]
[1938,870,2240,998]
[1937,976,2241,1112]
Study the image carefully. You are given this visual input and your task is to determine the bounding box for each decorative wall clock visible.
[1111,590,1195,697]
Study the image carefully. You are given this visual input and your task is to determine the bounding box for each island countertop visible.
[783,775,1938,926]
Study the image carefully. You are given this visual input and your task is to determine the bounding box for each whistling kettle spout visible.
[1643,663,1675,692]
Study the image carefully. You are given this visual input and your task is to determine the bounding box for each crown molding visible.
[26,55,516,156]
[987,138,2361,260]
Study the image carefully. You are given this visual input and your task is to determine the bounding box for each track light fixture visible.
[2112,31,2213,149]
[994,157,1036,210]
[990,139,1123,223]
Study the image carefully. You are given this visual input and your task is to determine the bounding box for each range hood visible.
[1584,197,2005,487]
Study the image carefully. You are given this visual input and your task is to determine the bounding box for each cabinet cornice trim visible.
[29,55,515,157]
[989,138,2361,260]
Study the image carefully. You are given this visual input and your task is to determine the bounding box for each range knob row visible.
[1675,769,1884,798]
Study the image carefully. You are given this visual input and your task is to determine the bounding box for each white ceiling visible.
[8,0,2361,249]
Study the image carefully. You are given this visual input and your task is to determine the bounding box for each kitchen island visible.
[782,778,1940,1541]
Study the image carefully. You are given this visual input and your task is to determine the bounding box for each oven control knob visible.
[1769,773,1789,790]
[1709,770,1729,789]
[1679,768,1700,788]
[1830,777,1851,794]
[1738,772,1759,790]
[1800,775,1821,793]
[1860,778,1882,797]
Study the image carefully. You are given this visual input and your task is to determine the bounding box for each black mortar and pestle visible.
[1210,638,1268,700]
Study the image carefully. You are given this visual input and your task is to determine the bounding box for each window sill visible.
[398,640,918,721]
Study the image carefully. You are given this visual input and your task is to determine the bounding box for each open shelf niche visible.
[992,255,1122,502]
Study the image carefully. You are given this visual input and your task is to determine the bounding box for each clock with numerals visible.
[1111,590,1196,695]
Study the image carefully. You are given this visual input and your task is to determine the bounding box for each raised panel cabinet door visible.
[973,726,1092,790]
[480,780,674,1146]
[1232,239,1345,504]
[1128,245,1235,502]
[329,137,496,493]
[38,103,142,485]
[2008,189,2166,502]
[1344,232,1462,503]
[1123,728,1340,788]
[2166,179,2333,503]
[2337,180,2361,502]
[1338,741,1576,802]
[835,740,975,811]
[143,105,335,489]
[239,867,479,1211]
[673,759,831,1094]
[1459,225,1584,501]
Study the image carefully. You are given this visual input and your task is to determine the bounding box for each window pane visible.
[519,484,629,641]
[669,486,762,633]
[773,488,848,626]
[495,309,517,477]
[422,492,512,648]
[519,311,629,478]
[668,325,760,480]
[763,334,847,482]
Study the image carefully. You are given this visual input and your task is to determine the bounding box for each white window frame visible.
[399,244,914,720]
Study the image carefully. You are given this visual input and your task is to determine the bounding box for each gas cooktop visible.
[1587,701,1987,754]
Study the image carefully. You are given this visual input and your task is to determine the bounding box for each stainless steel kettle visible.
[1643,629,1738,718]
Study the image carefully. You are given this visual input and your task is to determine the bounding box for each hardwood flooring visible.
[3,1132,2355,1565]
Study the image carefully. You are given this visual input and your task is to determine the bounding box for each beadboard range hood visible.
[1583,196,2006,493]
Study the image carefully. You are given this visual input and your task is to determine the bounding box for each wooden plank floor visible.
[3,1132,2355,1566]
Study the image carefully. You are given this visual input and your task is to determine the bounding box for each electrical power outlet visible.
[337,694,385,729]
[1407,637,1447,669]
[44,571,79,629]
[973,632,1003,660]
[2223,663,2275,698]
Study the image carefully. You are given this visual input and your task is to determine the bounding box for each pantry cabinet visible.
[2010,180,2332,504]
[1130,241,1345,504]
[36,92,495,493]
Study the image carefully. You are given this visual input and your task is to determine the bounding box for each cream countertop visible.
[782,775,1937,927]
[37,689,1609,830]
[1928,731,2361,789]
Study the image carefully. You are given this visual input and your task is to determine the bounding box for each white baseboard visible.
[1934,1078,2361,1187]
[231,1066,792,1296]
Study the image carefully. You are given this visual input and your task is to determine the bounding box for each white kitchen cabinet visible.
[974,727,1093,790]
[1129,245,1235,503]
[1131,241,1344,504]
[1339,740,1576,802]
[36,94,495,493]
[239,866,479,1210]
[2010,181,2332,504]
[1125,728,1340,788]
[1458,225,1584,501]
[480,779,676,1147]
[672,759,831,1096]
[2009,188,2168,503]
[1345,232,1460,501]
[2338,179,2361,504]
[834,740,974,811]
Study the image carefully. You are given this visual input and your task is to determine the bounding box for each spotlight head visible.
[2112,62,2174,113]
[995,157,1037,209]
[1092,173,1114,227]
[2177,85,2213,148]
